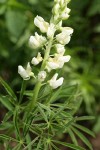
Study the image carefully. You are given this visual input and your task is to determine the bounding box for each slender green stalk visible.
[29,38,53,111]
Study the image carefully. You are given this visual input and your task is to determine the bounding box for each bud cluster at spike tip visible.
[18,0,73,89]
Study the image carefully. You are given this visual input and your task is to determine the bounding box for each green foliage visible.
[0,80,93,149]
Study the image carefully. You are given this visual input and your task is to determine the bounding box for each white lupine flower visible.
[29,32,46,49]
[18,62,34,80]
[46,61,59,72]
[34,15,49,33]
[49,73,64,89]
[61,27,73,35]
[38,71,47,81]
[46,54,71,72]
[56,31,71,45]
[56,27,73,45]
[31,52,43,65]
[46,57,59,72]
[55,54,71,68]
[47,23,55,38]
[55,44,65,54]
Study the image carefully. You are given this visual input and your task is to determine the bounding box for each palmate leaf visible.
[0,76,17,101]
[53,140,85,150]
[71,127,93,150]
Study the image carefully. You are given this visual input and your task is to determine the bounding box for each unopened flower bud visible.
[61,27,73,35]
[38,71,47,81]
[53,3,60,15]
[56,31,71,45]
[55,44,65,54]
[31,52,43,65]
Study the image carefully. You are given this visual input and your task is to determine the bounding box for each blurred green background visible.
[0,0,100,148]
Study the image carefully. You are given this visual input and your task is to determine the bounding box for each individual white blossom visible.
[18,62,34,80]
[56,27,73,45]
[49,73,64,89]
[46,60,59,72]
[55,44,65,54]
[34,15,49,33]
[38,71,47,82]
[46,54,71,72]
[47,23,55,38]
[31,52,43,65]
[29,32,46,49]
[61,27,73,35]
[55,53,71,68]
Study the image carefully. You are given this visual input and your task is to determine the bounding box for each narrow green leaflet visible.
[0,76,17,101]
[2,111,13,122]
[23,136,39,150]
[59,84,79,99]
[19,80,26,103]
[38,104,48,123]
[76,116,95,121]
[36,138,42,150]
[53,140,85,150]
[51,143,60,150]
[0,122,13,130]
[12,144,22,150]
[0,96,14,111]
[38,84,51,100]
[13,107,20,139]
[71,127,93,150]
[68,129,78,146]
[49,84,78,104]
[38,102,51,116]
[25,134,32,150]
[73,123,95,137]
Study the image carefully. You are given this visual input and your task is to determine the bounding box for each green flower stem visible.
[29,38,53,111]
[41,38,53,70]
